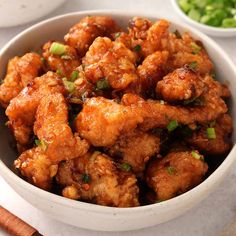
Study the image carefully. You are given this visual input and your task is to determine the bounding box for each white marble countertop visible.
[0,1,236,236]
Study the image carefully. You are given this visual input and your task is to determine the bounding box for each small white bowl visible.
[0,10,236,232]
[171,0,236,37]
[0,0,66,27]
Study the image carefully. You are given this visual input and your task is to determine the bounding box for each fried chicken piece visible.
[14,93,89,190]
[14,148,53,190]
[83,37,139,90]
[34,92,89,163]
[65,16,120,57]
[6,72,65,150]
[75,96,143,146]
[76,88,227,147]
[187,114,233,155]
[0,53,43,108]
[56,151,139,207]
[122,91,227,131]
[138,51,169,93]
[156,66,205,102]
[146,151,208,201]
[107,130,160,173]
[161,32,213,74]
[42,41,80,78]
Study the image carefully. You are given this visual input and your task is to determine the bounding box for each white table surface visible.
[0,1,236,236]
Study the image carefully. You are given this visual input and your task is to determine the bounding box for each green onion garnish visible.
[191,42,201,54]
[114,32,121,39]
[206,127,216,139]
[56,69,62,75]
[121,163,132,172]
[49,42,66,56]
[35,139,47,151]
[40,57,46,64]
[133,44,141,52]
[82,173,91,183]
[95,78,110,90]
[188,61,198,71]
[61,55,72,60]
[167,166,175,175]
[167,120,178,132]
[70,71,79,82]
[191,151,202,160]
[62,78,75,93]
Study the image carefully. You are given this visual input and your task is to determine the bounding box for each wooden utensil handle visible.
[0,206,42,236]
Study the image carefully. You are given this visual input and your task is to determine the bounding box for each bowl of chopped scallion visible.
[171,0,236,37]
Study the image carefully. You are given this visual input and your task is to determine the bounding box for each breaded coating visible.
[0,53,42,108]
[83,37,139,90]
[187,114,233,155]
[6,72,65,150]
[42,41,80,78]
[34,92,89,163]
[65,16,120,57]
[107,130,160,173]
[56,151,139,207]
[14,148,53,190]
[138,51,169,93]
[146,151,208,200]
[75,96,143,146]
[156,67,205,102]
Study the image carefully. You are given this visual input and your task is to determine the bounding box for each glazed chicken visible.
[0,16,232,207]
[56,151,139,207]
[0,53,43,108]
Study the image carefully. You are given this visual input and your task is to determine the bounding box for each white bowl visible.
[0,10,236,232]
[0,0,66,27]
[171,0,236,37]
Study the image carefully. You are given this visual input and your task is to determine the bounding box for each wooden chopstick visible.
[0,206,42,236]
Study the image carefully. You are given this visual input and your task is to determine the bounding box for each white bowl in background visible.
[0,10,236,232]
[171,0,236,37]
[0,0,66,27]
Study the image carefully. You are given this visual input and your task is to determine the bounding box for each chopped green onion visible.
[167,120,178,132]
[95,78,110,90]
[70,71,79,82]
[133,44,141,52]
[61,55,72,60]
[178,0,191,12]
[62,78,75,93]
[49,42,66,55]
[191,42,201,54]
[56,69,62,75]
[114,32,121,38]
[167,166,175,175]
[188,8,201,21]
[121,163,132,172]
[82,173,91,183]
[188,61,198,71]
[206,127,216,139]
[222,18,236,27]
[191,151,201,160]
[35,139,47,151]
[40,57,46,64]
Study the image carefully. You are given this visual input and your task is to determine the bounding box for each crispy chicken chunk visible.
[156,66,205,102]
[0,53,43,108]
[146,151,208,201]
[107,130,160,173]
[56,151,139,207]
[65,16,120,57]
[42,41,80,78]
[75,96,143,146]
[15,93,89,190]
[6,72,65,150]
[187,114,233,155]
[34,92,89,163]
[83,37,139,90]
